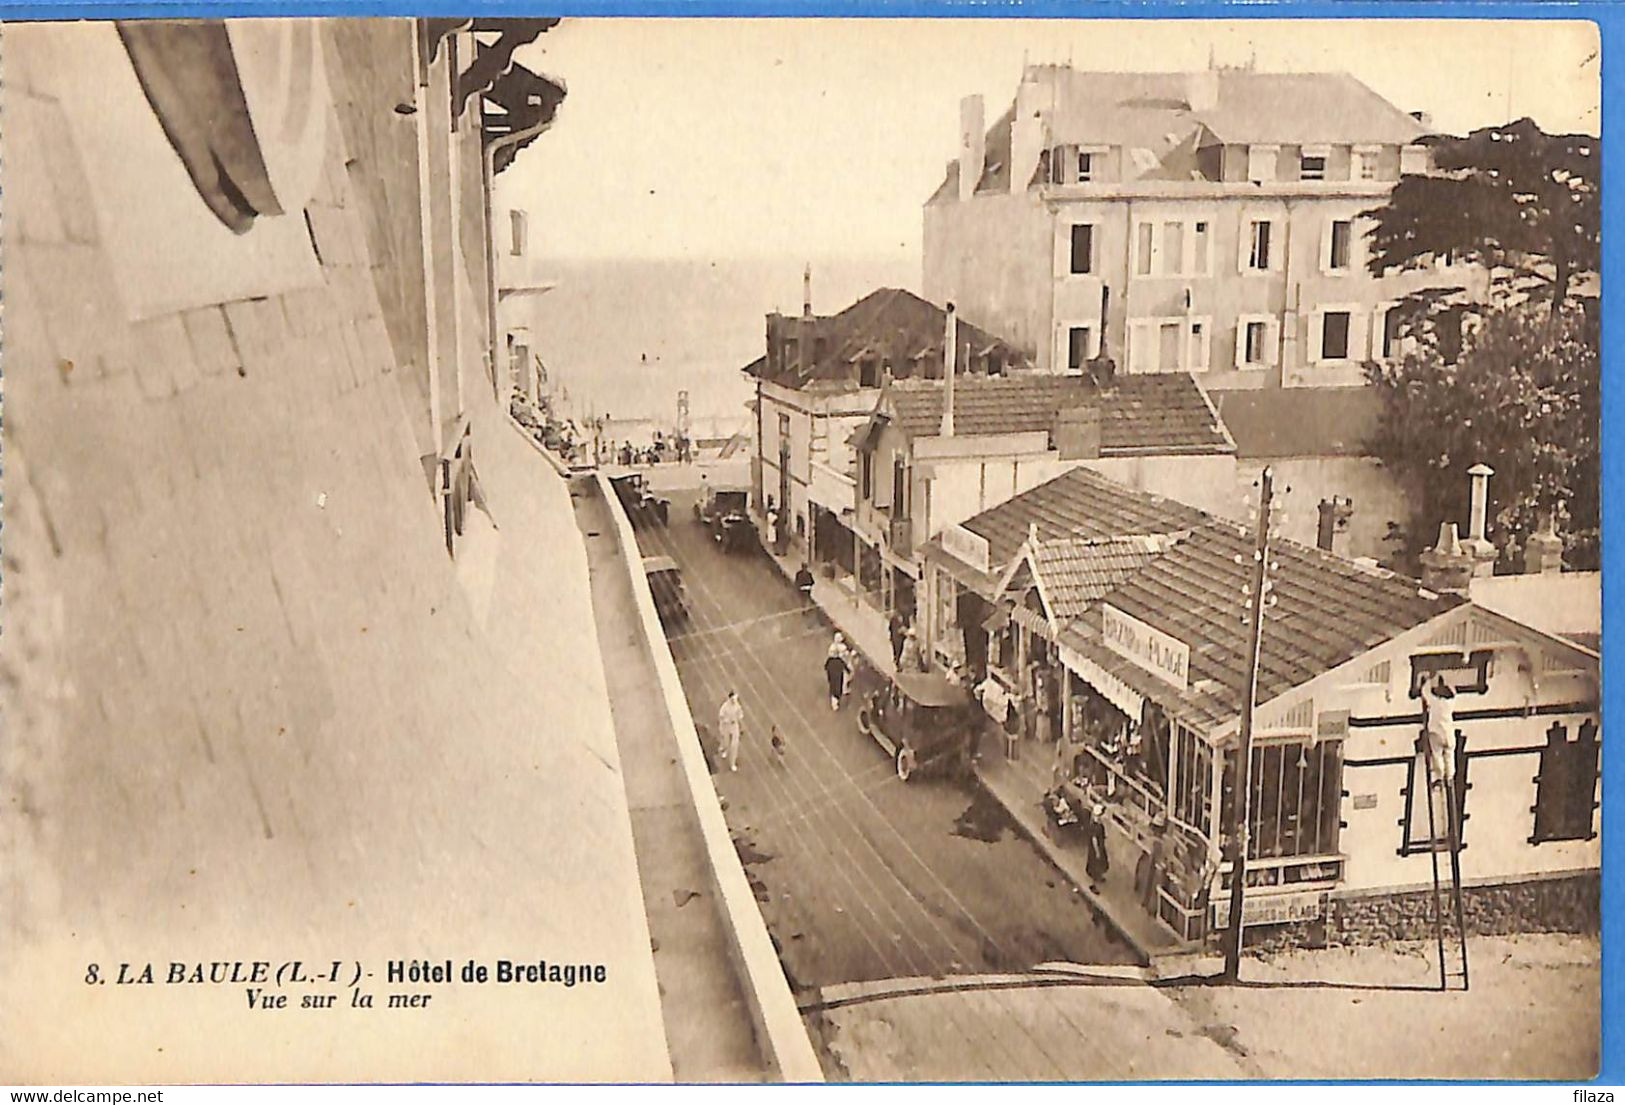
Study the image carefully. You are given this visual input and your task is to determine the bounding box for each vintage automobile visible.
[692,485,756,552]
[642,556,688,624]
[609,471,670,527]
[856,671,977,782]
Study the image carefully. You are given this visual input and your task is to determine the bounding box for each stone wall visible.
[1232,872,1601,953]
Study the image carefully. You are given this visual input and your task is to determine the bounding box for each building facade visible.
[922,66,1491,557]
[745,286,1031,584]
[851,365,1236,622]
[495,200,557,405]
[923,466,1599,950]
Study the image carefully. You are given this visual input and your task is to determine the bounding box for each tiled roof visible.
[1073,519,1461,726]
[1210,388,1383,459]
[946,466,1461,730]
[961,466,1210,569]
[883,373,1234,456]
[743,287,1028,390]
[1029,534,1181,620]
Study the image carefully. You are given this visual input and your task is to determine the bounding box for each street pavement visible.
[634,490,1138,1000]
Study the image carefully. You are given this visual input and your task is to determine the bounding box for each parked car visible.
[609,471,670,527]
[856,671,977,782]
[693,485,756,552]
[642,556,688,624]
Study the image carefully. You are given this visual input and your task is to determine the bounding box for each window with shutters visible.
[1134,222,1154,276]
[1069,223,1095,275]
[1372,304,1404,362]
[1128,317,1206,373]
[1244,219,1274,271]
[1531,719,1600,843]
[1318,310,1352,361]
[1132,215,1211,277]
[1236,315,1278,369]
[1066,325,1095,370]
[1326,219,1353,272]
[1187,319,1210,371]
[1076,150,1095,182]
[1160,222,1184,276]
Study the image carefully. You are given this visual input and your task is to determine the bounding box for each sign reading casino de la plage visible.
[1101,603,1190,690]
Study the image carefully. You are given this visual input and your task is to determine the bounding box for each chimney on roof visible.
[959,95,986,202]
[1461,463,1498,577]
[941,302,957,438]
[797,264,814,374]
[1316,496,1355,557]
[1523,508,1565,574]
[1010,71,1050,194]
[1419,523,1474,595]
[1054,405,1102,460]
[1187,68,1220,112]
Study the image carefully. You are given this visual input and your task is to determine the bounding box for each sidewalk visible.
[974,751,1195,969]
[759,535,897,678]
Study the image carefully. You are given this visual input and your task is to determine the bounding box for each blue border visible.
[2,0,1617,1086]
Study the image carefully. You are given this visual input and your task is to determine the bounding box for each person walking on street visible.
[1135,811,1168,910]
[717,690,744,772]
[825,637,851,711]
[888,611,906,667]
[1085,801,1111,891]
[795,562,816,616]
[765,506,780,557]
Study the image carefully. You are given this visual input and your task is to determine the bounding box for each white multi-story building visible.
[923,66,1489,557]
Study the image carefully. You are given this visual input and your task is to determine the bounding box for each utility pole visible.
[1222,465,1276,981]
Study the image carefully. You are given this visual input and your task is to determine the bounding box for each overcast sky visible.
[506,18,1600,264]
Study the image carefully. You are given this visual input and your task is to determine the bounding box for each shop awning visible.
[1058,644,1145,720]
[1010,603,1053,640]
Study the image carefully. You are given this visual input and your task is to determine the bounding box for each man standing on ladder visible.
[1420,671,1470,990]
[1421,674,1458,787]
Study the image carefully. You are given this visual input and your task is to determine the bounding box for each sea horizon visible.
[530,251,919,438]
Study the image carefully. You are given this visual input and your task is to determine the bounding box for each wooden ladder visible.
[1422,736,1471,991]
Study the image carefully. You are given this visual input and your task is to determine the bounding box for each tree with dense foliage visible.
[1365,118,1599,323]
[1362,119,1600,572]
[1365,304,1599,571]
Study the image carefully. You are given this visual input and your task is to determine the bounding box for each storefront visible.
[1054,595,1601,948]
[928,471,1600,950]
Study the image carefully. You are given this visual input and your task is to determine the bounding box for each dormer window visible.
[1077,150,1094,182]
[1247,144,1279,183]
[859,357,880,389]
[1300,146,1329,181]
[1353,144,1381,181]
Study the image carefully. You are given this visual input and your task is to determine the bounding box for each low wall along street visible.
[593,472,826,1083]
[1235,871,1601,952]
